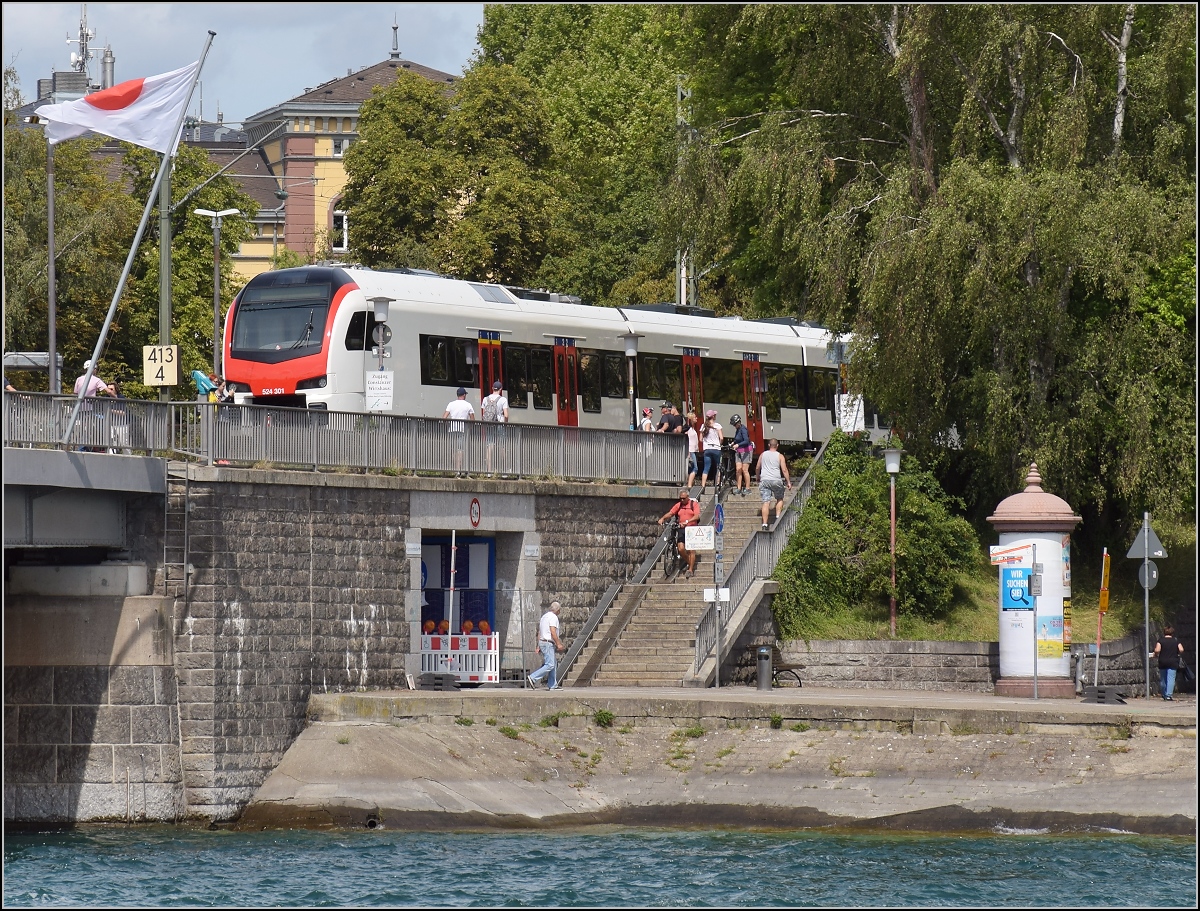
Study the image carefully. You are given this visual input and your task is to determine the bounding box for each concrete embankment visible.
[237,687,1197,836]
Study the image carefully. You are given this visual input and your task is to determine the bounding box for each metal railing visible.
[3,392,687,486]
[693,437,831,672]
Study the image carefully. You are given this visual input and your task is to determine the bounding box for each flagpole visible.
[60,31,216,445]
[47,141,58,394]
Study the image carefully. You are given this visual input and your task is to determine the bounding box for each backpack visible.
[482,393,500,422]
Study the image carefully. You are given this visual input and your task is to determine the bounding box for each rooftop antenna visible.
[67,3,96,81]
[390,14,401,59]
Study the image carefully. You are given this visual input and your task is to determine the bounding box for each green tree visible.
[772,431,980,638]
[341,65,561,284]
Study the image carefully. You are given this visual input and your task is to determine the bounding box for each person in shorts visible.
[756,437,791,530]
[685,411,700,488]
[442,387,475,476]
[730,413,753,496]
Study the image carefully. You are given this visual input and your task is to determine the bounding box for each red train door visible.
[477,331,502,396]
[742,354,766,452]
[681,347,704,421]
[553,337,578,426]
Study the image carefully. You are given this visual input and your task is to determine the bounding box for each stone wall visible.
[4,665,182,823]
[777,639,1000,692]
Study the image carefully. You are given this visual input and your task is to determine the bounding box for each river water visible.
[3,826,1195,907]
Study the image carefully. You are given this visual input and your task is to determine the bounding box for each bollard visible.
[757,646,772,691]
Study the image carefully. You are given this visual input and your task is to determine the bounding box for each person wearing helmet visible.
[640,406,655,432]
[698,409,724,492]
[730,412,753,496]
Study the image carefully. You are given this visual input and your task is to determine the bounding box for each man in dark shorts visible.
[657,487,702,577]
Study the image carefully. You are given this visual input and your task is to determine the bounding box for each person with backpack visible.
[730,413,753,496]
[481,380,509,477]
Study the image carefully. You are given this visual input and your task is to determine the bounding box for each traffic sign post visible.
[1128,512,1167,699]
[1094,549,1109,687]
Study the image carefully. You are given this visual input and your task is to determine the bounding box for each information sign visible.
[142,345,179,386]
[365,370,394,411]
[1001,567,1032,610]
[686,526,715,552]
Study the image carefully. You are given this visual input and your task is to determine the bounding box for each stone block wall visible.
[4,666,182,822]
[777,639,1000,692]
[175,476,410,820]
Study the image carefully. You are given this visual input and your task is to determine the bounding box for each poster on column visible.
[1037,615,1064,658]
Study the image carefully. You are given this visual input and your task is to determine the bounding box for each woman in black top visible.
[1153,625,1185,701]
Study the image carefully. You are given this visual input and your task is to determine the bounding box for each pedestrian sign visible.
[1002,567,1032,610]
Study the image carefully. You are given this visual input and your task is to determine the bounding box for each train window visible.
[779,367,800,409]
[504,345,529,408]
[453,338,478,387]
[344,312,382,352]
[421,335,452,385]
[702,358,741,405]
[807,368,834,411]
[530,347,554,410]
[764,366,782,422]
[638,355,662,401]
[602,353,625,398]
[345,312,367,351]
[579,351,602,413]
[661,356,682,410]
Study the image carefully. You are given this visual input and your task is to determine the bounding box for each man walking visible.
[481,379,509,476]
[528,601,565,690]
[756,438,791,530]
[442,387,475,477]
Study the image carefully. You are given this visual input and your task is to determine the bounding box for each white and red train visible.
[223,265,884,451]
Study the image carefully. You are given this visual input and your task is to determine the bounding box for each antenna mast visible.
[67,3,96,84]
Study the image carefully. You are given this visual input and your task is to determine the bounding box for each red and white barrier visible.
[421,633,499,683]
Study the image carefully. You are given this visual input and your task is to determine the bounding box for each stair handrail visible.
[559,492,715,684]
[693,437,831,672]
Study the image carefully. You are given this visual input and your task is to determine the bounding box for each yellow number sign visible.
[143,345,179,386]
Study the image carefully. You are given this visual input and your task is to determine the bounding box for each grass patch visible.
[1111,718,1133,741]
[674,724,705,740]
[499,726,521,740]
[769,713,783,730]
[618,723,635,734]
[950,722,980,736]
[454,716,474,726]
[716,746,736,759]
[593,709,615,728]
[790,722,811,733]
[335,734,350,745]
[485,718,497,726]
[539,712,569,728]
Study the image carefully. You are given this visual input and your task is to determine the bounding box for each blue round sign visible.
[714,504,725,533]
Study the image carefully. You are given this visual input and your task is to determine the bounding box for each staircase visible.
[568,488,768,687]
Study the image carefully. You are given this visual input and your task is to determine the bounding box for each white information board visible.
[365,370,394,412]
[686,526,715,551]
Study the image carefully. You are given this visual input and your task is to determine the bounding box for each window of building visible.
[333,138,347,158]
[332,211,348,252]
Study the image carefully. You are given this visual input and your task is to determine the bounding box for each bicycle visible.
[716,443,737,500]
[661,516,685,580]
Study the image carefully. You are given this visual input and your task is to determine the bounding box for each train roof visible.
[330,266,836,349]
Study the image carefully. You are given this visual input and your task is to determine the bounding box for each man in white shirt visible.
[528,600,565,690]
[443,387,475,477]
[74,360,112,398]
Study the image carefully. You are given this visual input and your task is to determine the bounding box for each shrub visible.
[773,430,980,636]
[593,709,615,728]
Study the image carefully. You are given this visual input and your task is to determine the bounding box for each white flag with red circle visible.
[34,61,200,155]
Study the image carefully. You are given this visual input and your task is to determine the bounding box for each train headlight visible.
[296,376,328,390]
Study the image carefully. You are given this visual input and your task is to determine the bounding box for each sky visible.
[2,2,486,125]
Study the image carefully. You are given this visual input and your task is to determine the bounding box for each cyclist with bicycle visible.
[657,487,702,578]
[730,413,753,496]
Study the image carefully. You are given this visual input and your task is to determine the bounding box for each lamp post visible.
[883,447,903,637]
[621,331,643,431]
[194,208,240,376]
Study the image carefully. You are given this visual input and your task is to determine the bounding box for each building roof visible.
[986,464,1082,533]
[243,57,458,124]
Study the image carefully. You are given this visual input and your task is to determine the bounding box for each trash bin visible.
[757,646,772,691]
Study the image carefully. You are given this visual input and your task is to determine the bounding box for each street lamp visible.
[194,208,240,376]
[621,330,643,430]
[883,447,903,637]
